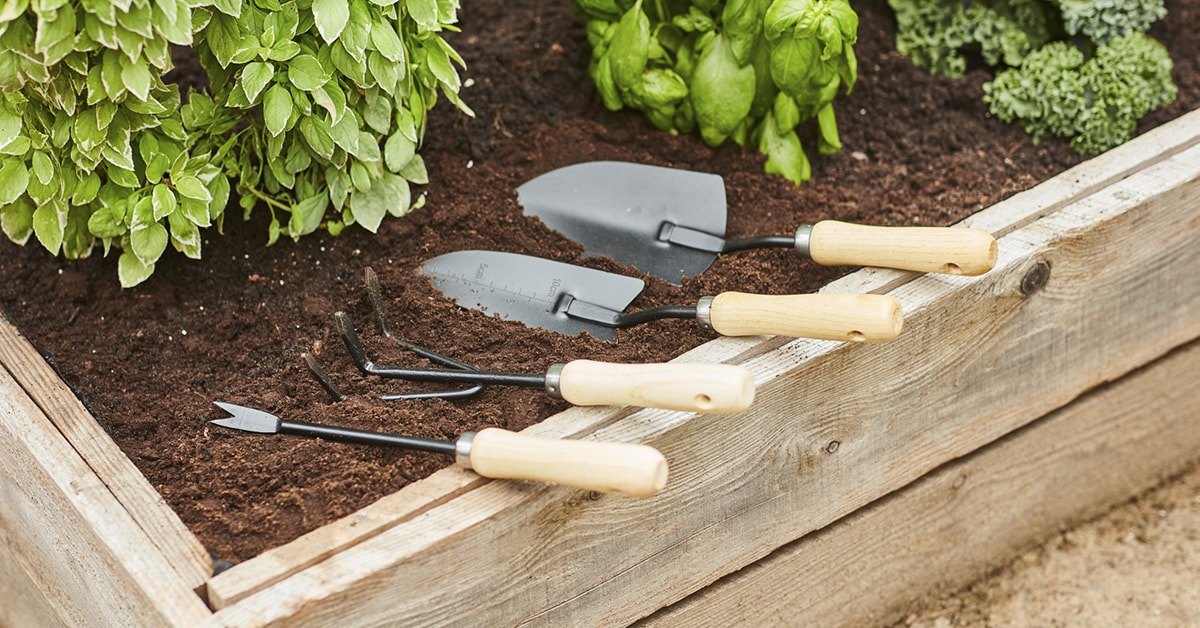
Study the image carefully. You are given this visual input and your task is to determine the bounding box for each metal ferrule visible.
[695,296,715,331]
[544,363,565,399]
[794,225,813,257]
[455,431,476,469]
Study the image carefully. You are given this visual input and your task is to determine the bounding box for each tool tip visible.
[211,402,282,434]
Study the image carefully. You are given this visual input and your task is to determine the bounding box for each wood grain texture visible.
[0,361,214,626]
[641,339,1200,627]
[0,314,213,591]
[204,113,1200,625]
[808,221,997,276]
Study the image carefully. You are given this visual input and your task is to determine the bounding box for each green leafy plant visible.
[574,0,859,185]
[984,32,1175,155]
[0,0,467,287]
[887,0,1175,155]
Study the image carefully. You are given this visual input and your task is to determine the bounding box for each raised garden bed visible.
[2,0,1199,624]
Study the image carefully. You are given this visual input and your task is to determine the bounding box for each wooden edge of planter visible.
[0,315,214,591]
[0,345,213,625]
[638,337,1200,627]
[202,111,1200,625]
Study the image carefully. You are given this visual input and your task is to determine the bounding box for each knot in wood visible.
[1021,261,1051,296]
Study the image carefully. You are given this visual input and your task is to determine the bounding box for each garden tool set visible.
[214,161,999,497]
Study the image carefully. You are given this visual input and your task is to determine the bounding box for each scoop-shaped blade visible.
[517,161,727,285]
[211,402,282,434]
[420,250,646,341]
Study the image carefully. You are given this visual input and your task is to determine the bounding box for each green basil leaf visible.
[241,61,275,103]
[263,83,293,136]
[152,183,177,220]
[118,251,155,287]
[407,0,439,31]
[299,116,336,160]
[130,220,168,264]
[691,33,756,146]
[399,154,427,184]
[288,192,327,236]
[1,195,34,244]
[88,205,127,238]
[313,0,350,43]
[30,150,54,186]
[609,0,650,90]
[287,54,330,91]
[0,108,21,151]
[167,210,201,258]
[0,157,29,204]
[32,201,66,255]
[174,175,212,202]
[369,21,405,63]
[384,130,415,172]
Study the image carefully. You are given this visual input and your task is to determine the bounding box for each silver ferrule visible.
[455,431,476,469]
[544,363,565,399]
[794,225,813,257]
[696,296,715,330]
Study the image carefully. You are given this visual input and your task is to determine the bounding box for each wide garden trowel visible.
[517,161,998,285]
[420,250,903,343]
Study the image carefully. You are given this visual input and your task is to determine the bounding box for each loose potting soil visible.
[2,0,1197,564]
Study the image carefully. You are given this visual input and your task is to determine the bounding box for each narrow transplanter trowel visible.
[420,250,903,342]
[211,402,668,497]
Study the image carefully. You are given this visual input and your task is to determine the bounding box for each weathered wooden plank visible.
[0,314,213,591]
[0,361,214,626]
[206,115,1200,624]
[641,338,1200,627]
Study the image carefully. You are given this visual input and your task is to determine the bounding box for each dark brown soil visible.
[2,0,1196,565]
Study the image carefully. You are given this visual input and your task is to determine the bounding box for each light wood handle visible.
[465,428,668,498]
[557,360,755,413]
[808,220,997,276]
[708,292,903,341]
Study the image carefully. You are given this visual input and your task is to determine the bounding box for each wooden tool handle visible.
[807,220,997,276]
[557,360,755,413]
[464,428,668,498]
[708,292,903,341]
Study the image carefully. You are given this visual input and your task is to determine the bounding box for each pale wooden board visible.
[0,314,213,591]
[641,338,1200,627]
[0,362,214,625]
[206,118,1200,623]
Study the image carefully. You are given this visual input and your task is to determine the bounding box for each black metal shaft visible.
[336,311,545,388]
[280,419,458,455]
[721,235,796,253]
[612,305,699,328]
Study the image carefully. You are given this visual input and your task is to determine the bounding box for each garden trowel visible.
[420,251,902,343]
[211,402,667,497]
[517,161,998,285]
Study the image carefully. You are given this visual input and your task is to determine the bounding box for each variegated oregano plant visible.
[0,0,469,286]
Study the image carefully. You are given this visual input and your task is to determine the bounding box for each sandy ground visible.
[902,460,1200,627]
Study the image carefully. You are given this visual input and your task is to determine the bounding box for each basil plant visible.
[0,0,467,287]
[576,0,858,185]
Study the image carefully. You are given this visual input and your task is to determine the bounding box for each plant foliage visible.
[573,0,859,186]
[887,0,1175,156]
[0,0,468,287]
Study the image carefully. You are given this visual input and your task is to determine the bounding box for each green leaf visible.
[0,157,29,204]
[205,13,242,67]
[348,175,393,232]
[130,220,168,265]
[313,0,350,43]
[299,116,336,160]
[263,83,293,136]
[384,131,416,172]
[167,210,201,258]
[152,183,177,220]
[0,108,21,151]
[241,62,275,103]
[691,34,756,146]
[288,192,327,236]
[369,21,405,63]
[287,54,330,91]
[30,151,54,186]
[32,201,66,255]
[174,175,212,202]
[399,153,427,184]
[407,0,439,31]
[87,205,126,238]
[1,195,34,244]
[609,1,650,91]
[118,251,155,287]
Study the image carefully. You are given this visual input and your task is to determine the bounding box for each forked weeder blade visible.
[211,402,282,434]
